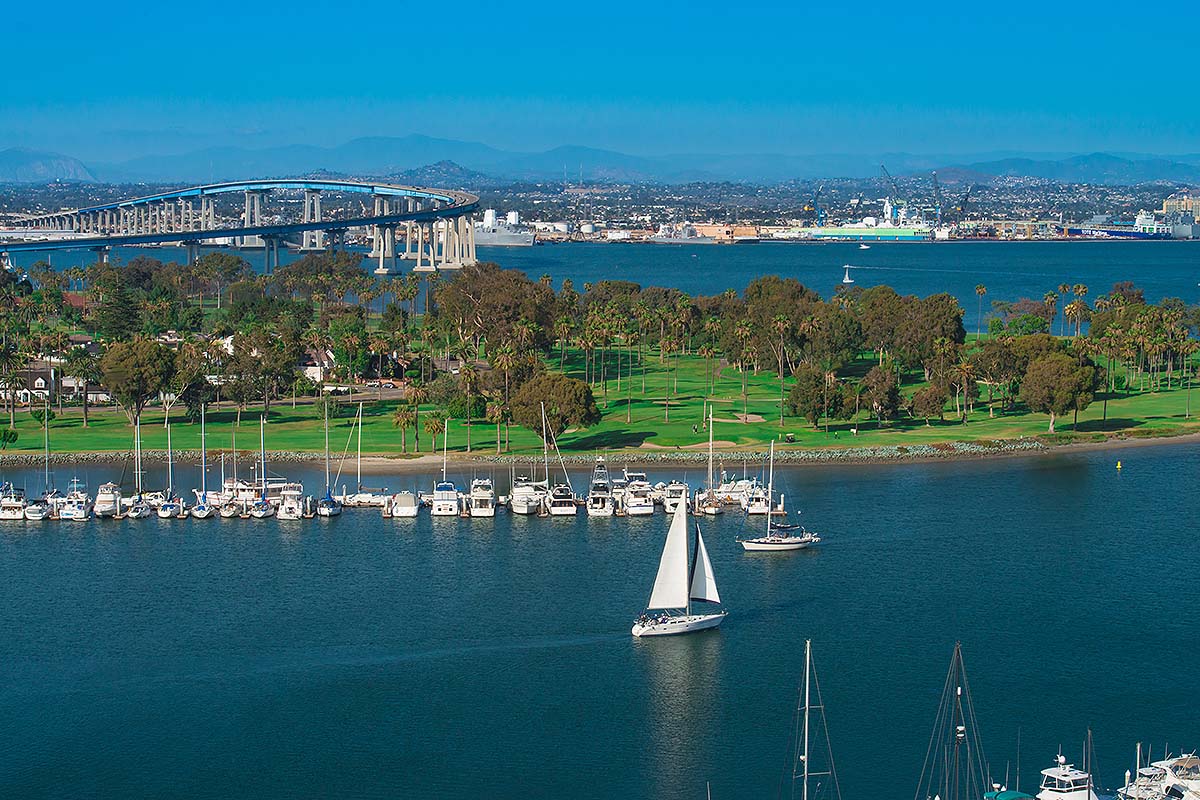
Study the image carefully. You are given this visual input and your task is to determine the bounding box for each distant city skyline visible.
[5,0,1197,162]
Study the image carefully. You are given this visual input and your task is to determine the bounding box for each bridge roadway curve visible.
[1,179,480,255]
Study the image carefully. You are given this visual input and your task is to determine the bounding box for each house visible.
[300,349,336,383]
[0,362,55,406]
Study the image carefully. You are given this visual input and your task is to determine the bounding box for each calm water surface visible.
[12,240,1200,311]
[2,444,1198,798]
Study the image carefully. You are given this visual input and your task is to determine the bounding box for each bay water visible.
[2,443,1198,798]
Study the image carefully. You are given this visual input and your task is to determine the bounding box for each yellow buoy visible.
[1116,461,1123,470]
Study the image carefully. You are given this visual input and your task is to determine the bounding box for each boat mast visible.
[43,396,51,493]
[259,415,267,501]
[134,414,142,495]
[356,401,364,491]
[541,401,549,482]
[166,423,174,499]
[802,638,811,800]
[200,404,207,499]
[442,417,448,482]
[323,400,332,498]
[767,440,774,537]
[707,405,714,500]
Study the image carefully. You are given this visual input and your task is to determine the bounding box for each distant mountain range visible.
[4,136,1200,186]
[0,148,94,183]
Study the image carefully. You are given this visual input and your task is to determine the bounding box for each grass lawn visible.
[3,347,1198,458]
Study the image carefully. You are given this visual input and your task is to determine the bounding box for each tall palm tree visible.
[423,415,445,453]
[391,405,415,454]
[405,381,429,453]
[62,346,101,427]
[773,314,790,426]
[0,345,25,428]
[1043,291,1059,335]
[490,344,517,404]
[975,284,987,338]
[458,359,478,452]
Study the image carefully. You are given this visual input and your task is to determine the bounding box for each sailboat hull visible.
[740,537,817,551]
[632,612,726,638]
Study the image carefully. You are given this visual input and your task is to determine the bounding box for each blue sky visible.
[4,0,1196,161]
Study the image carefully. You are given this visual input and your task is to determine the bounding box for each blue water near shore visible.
[2,443,1198,798]
[11,239,1200,312]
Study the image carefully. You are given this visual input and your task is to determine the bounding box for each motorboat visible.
[662,481,689,514]
[623,479,655,516]
[58,477,92,521]
[93,482,122,518]
[23,499,50,521]
[586,456,615,517]
[509,476,548,515]
[0,483,27,520]
[1037,754,1100,800]
[467,477,496,518]
[1117,751,1200,800]
[631,503,726,637]
[547,483,577,516]
[276,487,305,520]
[386,491,419,519]
[429,419,460,517]
[742,484,771,515]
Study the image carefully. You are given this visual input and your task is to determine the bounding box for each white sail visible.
[689,526,721,604]
[647,502,690,610]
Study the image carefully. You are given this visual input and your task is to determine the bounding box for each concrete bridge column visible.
[368,195,390,257]
[466,215,476,264]
[241,190,265,249]
[92,245,110,264]
[301,189,325,250]
[201,197,215,230]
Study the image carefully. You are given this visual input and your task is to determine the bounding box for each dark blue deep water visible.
[2,444,1198,799]
[12,239,1200,312]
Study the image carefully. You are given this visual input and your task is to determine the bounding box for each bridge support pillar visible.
[91,246,111,264]
[301,189,325,250]
[183,241,200,266]
[241,190,266,249]
[200,197,216,230]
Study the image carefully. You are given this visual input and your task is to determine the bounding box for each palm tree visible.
[1043,291,1059,335]
[405,381,429,453]
[62,346,101,427]
[489,344,518,404]
[423,415,445,453]
[0,345,25,428]
[458,358,478,453]
[974,284,987,338]
[772,314,790,426]
[484,391,507,454]
[391,405,416,454]
[734,320,753,422]
[368,333,391,398]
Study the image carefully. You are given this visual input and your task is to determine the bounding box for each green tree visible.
[62,346,101,428]
[100,338,175,424]
[862,365,901,426]
[94,277,141,342]
[1019,353,1097,433]
[786,364,826,428]
[391,405,416,454]
[911,383,949,425]
[510,372,601,441]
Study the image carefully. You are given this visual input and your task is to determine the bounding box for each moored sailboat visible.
[316,400,343,517]
[740,441,820,551]
[631,502,726,637]
[191,404,215,519]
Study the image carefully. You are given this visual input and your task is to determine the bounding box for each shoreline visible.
[3,431,1197,474]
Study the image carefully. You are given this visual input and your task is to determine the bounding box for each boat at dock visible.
[467,477,496,518]
[190,404,215,519]
[384,491,419,519]
[0,483,27,520]
[586,456,615,517]
[429,421,460,517]
[316,401,342,517]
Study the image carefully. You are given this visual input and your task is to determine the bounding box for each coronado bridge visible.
[0,179,481,275]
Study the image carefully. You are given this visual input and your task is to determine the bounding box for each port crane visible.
[803,184,826,226]
[880,164,902,224]
[954,184,975,223]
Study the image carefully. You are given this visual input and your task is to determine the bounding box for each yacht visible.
[467,477,496,518]
[509,475,548,515]
[430,420,460,517]
[123,416,154,519]
[1118,751,1200,800]
[1037,754,1100,800]
[697,410,723,515]
[126,497,154,519]
[249,498,275,519]
[385,491,420,519]
[740,442,820,551]
[586,457,615,517]
[0,483,27,520]
[23,498,50,521]
[219,500,242,519]
[58,477,92,521]
[276,486,305,520]
[94,482,122,518]
[623,477,655,516]
[547,483,578,516]
[157,496,187,519]
[742,483,771,514]
[662,480,689,514]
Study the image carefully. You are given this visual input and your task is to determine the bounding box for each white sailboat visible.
[191,404,215,519]
[631,502,726,637]
[158,424,187,518]
[249,416,275,519]
[740,441,820,551]
[697,408,723,515]
[24,398,55,521]
[123,415,154,519]
[316,400,343,517]
[510,409,551,515]
[337,403,388,507]
[429,420,460,517]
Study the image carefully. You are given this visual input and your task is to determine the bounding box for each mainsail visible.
[647,502,691,610]
[689,524,721,604]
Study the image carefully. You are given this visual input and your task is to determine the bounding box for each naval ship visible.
[474,209,536,247]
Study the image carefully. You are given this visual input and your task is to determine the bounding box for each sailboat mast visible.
[707,406,714,494]
[134,415,142,495]
[43,398,51,492]
[324,401,331,496]
[802,638,812,800]
[200,404,207,497]
[442,417,448,481]
[259,415,267,500]
[356,402,363,490]
[541,401,549,481]
[166,423,173,498]
[767,440,774,536]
